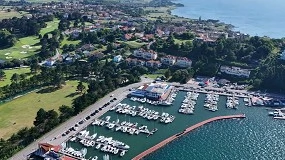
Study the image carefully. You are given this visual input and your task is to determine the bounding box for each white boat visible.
[96,144,101,149]
[92,156,98,160]
[90,133,97,139]
[120,150,126,157]
[70,137,77,142]
[105,116,111,121]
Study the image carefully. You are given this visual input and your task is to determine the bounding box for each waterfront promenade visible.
[132,114,246,160]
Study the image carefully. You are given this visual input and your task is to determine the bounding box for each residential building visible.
[220,66,251,78]
[133,49,158,60]
[113,55,123,62]
[160,55,176,66]
[145,60,162,68]
[176,57,192,68]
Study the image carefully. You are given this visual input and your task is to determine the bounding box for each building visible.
[113,55,122,62]
[176,57,192,68]
[133,49,158,60]
[145,60,162,68]
[160,55,176,65]
[130,82,173,100]
[220,66,251,78]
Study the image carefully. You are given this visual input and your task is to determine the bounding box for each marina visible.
[62,91,251,160]
[29,81,285,160]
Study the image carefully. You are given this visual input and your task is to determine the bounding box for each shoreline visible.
[168,1,235,30]
[132,114,246,160]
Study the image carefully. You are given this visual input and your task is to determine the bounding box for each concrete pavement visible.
[9,77,152,160]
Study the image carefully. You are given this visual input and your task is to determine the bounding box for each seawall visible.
[132,114,246,160]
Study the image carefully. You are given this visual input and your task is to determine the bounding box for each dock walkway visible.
[132,114,246,160]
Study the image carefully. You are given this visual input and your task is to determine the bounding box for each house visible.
[113,55,122,62]
[126,58,137,66]
[220,66,251,78]
[137,60,145,66]
[146,60,162,68]
[124,34,133,41]
[133,49,157,60]
[173,26,187,34]
[90,52,105,60]
[81,44,95,51]
[44,59,56,66]
[176,57,192,68]
[160,55,176,66]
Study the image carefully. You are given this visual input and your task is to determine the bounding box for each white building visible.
[280,50,285,60]
[133,49,158,60]
[160,55,176,65]
[113,55,122,62]
[176,57,192,68]
[220,66,251,78]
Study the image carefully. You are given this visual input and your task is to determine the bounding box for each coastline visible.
[132,114,246,160]
[167,2,235,31]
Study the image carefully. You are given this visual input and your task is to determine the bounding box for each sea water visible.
[171,0,285,38]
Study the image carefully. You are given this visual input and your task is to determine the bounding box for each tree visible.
[10,73,20,83]
[0,70,5,80]
[20,74,26,81]
[164,69,171,79]
[34,108,47,126]
[76,81,86,94]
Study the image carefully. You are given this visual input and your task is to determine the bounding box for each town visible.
[0,0,285,160]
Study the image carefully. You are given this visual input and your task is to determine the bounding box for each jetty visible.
[132,114,246,160]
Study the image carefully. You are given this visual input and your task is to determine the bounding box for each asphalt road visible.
[9,77,153,160]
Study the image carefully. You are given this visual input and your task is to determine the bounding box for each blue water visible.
[172,0,285,38]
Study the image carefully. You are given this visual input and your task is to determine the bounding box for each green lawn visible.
[124,41,146,49]
[143,73,164,79]
[0,67,31,87]
[0,19,59,61]
[0,80,84,139]
[0,36,41,60]
[61,37,81,47]
[40,19,59,35]
[174,38,192,44]
[0,10,29,20]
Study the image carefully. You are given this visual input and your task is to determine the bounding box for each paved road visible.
[9,77,152,160]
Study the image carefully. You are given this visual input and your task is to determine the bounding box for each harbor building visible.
[130,82,173,100]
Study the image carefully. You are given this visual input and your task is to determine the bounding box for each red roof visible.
[39,143,61,152]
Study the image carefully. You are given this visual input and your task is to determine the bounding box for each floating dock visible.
[132,114,246,160]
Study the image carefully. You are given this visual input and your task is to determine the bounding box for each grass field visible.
[0,10,29,20]
[124,41,146,49]
[40,19,59,35]
[61,37,81,47]
[144,6,190,22]
[0,20,59,61]
[143,73,164,79]
[174,38,192,44]
[0,80,84,139]
[0,67,31,87]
